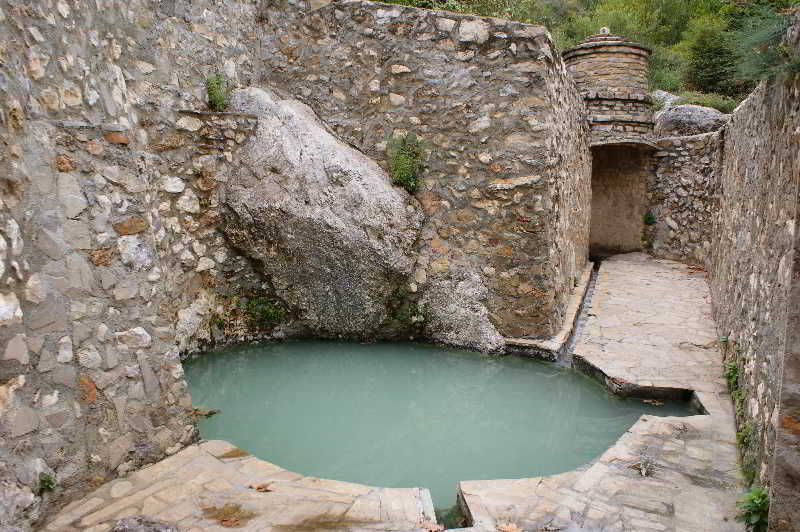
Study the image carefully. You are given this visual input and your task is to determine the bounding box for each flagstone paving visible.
[458,253,743,531]
[45,440,435,531]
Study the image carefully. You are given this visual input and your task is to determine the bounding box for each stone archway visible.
[589,145,650,259]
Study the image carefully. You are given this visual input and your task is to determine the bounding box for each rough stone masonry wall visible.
[772,160,800,530]
[257,0,592,339]
[0,1,271,529]
[709,70,800,495]
[768,11,800,530]
[0,0,592,528]
[645,131,721,267]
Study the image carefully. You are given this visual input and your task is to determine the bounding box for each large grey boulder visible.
[222,88,424,337]
[654,104,729,137]
[420,271,504,353]
[651,89,679,110]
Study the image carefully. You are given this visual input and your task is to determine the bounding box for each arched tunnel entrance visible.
[589,145,651,259]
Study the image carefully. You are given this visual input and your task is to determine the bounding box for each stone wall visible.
[645,132,721,266]
[767,12,800,531]
[0,0,592,528]
[0,1,270,528]
[709,73,800,495]
[257,0,592,340]
[771,174,800,530]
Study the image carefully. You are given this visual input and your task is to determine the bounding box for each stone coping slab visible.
[45,440,436,531]
[505,262,594,361]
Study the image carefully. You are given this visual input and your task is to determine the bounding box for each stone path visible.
[459,253,743,531]
[45,440,435,531]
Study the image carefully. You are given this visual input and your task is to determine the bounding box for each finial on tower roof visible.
[599,27,610,34]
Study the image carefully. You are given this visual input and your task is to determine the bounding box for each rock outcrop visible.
[420,271,504,353]
[222,88,424,337]
[654,104,729,137]
[651,89,680,110]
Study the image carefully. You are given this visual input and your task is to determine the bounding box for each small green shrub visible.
[206,73,231,111]
[39,473,56,492]
[737,423,754,450]
[387,133,427,194]
[675,91,740,114]
[644,211,657,226]
[733,388,746,418]
[724,360,739,392]
[742,455,758,486]
[246,297,285,326]
[736,485,769,532]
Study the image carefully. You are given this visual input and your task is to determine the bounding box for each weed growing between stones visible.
[733,388,746,417]
[387,133,427,193]
[382,286,425,338]
[38,473,56,493]
[246,297,286,327]
[737,423,754,450]
[206,73,231,111]
[434,504,467,529]
[736,485,769,532]
[644,211,657,225]
[742,455,758,486]
[629,451,657,477]
[724,360,740,391]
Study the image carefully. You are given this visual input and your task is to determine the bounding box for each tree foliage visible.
[387,0,799,104]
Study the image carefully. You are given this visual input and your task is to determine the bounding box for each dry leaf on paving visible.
[220,518,240,527]
[497,522,523,532]
[419,520,444,532]
[247,483,273,492]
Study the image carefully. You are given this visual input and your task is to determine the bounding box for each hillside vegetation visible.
[387,0,800,112]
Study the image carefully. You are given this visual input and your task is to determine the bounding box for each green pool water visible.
[184,341,691,508]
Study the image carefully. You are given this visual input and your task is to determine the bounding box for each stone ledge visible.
[504,262,593,361]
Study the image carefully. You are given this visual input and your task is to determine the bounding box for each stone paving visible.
[45,440,435,531]
[459,253,743,531]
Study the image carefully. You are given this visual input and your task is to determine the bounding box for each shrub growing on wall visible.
[206,73,231,111]
[387,133,427,194]
[246,297,286,327]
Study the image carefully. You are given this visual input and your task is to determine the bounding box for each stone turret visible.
[563,28,654,147]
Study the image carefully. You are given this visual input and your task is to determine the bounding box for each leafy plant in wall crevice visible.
[387,133,427,194]
[736,485,769,532]
[206,73,232,111]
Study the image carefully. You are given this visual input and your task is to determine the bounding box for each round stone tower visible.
[563,28,654,147]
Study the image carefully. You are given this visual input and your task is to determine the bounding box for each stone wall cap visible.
[562,39,651,58]
[590,138,658,150]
